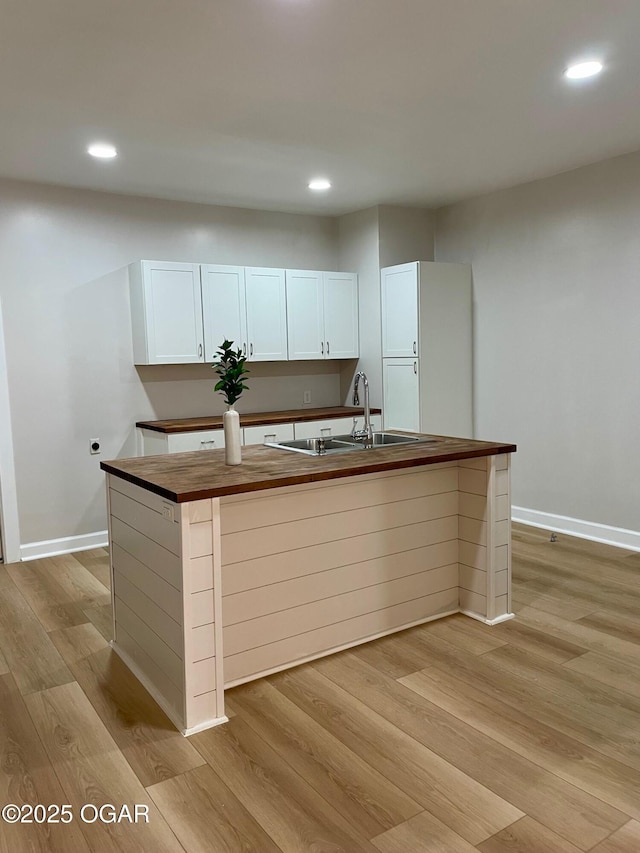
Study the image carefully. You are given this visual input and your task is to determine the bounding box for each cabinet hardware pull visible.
[327,341,330,355]
[198,343,203,358]
[321,341,324,355]
[414,361,417,374]
[413,341,416,354]
[243,342,247,356]
[250,343,253,356]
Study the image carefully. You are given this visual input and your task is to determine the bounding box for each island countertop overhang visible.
[101,434,517,503]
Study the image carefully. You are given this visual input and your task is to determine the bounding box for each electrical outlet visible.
[161,502,174,521]
[89,438,101,455]
[303,390,312,405]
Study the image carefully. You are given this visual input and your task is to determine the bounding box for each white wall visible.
[337,207,382,407]
[0,178,338,548]
[435,149,640,534]
[378,205,435,267]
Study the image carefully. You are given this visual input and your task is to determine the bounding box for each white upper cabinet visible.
[286,270,325,359]
[245,267,288,361]
[130,261,357,365]
[323,272,359,359]
[130,261,204,364]
[381,262,419,358]
[201,265,247,361]
[286,270,324,360]
[286,270,359,360]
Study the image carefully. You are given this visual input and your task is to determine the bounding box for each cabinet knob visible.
[250,342,254,357]
[327,341,330,356]
[243,342,247,356]
[414,361,417,374]
[198,343,203,358]
[321,341,324,355]
[413,341,416,355]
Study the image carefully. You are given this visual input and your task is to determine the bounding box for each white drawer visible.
[243,422,295,446]
[351,414,382,434]
[167,429,225,453]
[293,417,354,439]
[293,415,382,440]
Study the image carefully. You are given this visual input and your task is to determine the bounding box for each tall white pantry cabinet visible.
[381,261,472,437]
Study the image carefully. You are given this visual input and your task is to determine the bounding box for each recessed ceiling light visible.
[565,60,603,80]
[308,178,331,191]
[87,142,118,159]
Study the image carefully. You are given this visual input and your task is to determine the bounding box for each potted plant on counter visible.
[212,340,250,465]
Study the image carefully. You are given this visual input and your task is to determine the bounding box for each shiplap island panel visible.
[102,434,515,735]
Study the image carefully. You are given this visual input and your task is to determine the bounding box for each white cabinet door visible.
[245,268,288,361]
[323,272,359,359]
[201,265,247,362]
[243,423,295,445]
[130,261,204,364]
[286,270,324,360]
[381,262,419,358]
[382,358,420,432]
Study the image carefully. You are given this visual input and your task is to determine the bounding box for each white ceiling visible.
[2,0,640,215]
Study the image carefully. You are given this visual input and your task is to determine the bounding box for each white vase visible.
[223,404,242,466]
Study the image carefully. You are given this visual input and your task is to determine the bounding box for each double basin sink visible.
[265,432,435,457]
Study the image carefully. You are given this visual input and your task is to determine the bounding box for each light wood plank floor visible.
[1,525,640,851]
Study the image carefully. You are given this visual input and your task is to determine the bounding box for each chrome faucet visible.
[351,371,373,446]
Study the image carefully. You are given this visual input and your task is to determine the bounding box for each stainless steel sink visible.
[367,432,428,446]
[265,432,436,456]
[265,436,358,456]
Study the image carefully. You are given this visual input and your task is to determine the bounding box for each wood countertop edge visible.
[102,443,517,504]
[136,406,383,433]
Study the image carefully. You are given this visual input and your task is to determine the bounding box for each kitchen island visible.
[101,433,516,735]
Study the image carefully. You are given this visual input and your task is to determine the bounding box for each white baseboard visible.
[223,608,461,690]
[461,610,515,626]
[512,506,640,553]
[20,530,108,561]
[110,641,228,737]
[182,716,230,737]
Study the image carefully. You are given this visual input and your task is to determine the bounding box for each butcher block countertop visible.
[136,406,382,433]
[101,434,516,504]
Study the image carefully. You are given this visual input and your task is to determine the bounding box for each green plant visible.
[212,340,250,406]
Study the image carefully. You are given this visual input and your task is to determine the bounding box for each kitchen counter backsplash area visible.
[135,359,347,422]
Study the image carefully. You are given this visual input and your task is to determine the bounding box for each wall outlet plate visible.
[89,438,101,454]
[303,390,312,405]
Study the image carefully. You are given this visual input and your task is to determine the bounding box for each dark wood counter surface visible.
[102,434,516,503]
[136,406,382,433]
